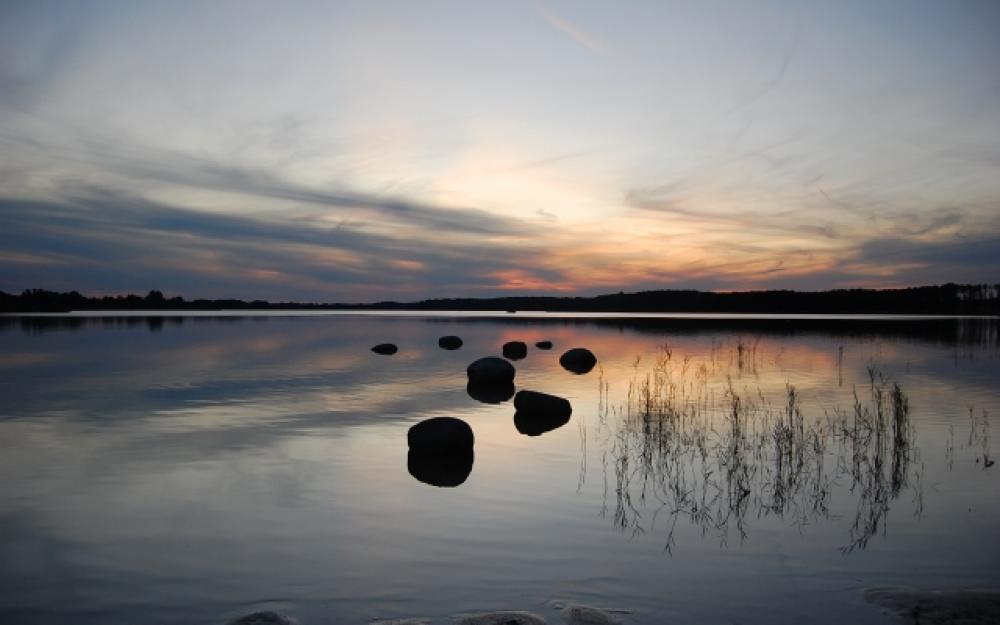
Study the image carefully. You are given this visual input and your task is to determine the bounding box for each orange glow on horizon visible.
[390,259,427,272]
[487,269,576,292]
[248,269,283,280]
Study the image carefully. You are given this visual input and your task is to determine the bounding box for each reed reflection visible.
[595,345,923,554]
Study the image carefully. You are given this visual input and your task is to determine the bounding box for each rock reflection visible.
[407,449,474,487]
[598,346,922,553]
[514,411,571,436]
[466,380,516,404]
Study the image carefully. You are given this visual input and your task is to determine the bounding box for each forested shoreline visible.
[2,284,997,315]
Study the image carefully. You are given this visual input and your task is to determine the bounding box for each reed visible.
[599,343,921,553]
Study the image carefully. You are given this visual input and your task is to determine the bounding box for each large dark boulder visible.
[514,390,573,436]
[371,343,398,355]
[407,417,475,488]
[407,417,474,454]
[467,357,516,384]
[467,380,516,404]
[502,341,528,360]
[438,335,463,350]
[226,612,298,625]
[408,448,474,487]
[514,390,572,419]
[559,347,596,374]
[535,340,553,350]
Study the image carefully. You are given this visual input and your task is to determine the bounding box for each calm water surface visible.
[1,313,998,624]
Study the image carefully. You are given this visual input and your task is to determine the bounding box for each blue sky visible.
[1,0,998,301]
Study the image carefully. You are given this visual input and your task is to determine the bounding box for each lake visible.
[1,312,997,625]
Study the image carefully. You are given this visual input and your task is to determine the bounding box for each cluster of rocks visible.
[398,334,597,487]
[371,335,595,375]
[369,336,593,377]
[370,335,463,355]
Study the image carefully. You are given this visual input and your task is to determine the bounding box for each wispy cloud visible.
[0,190,564,300]
[539,5,606,55]
[720,35,798,117]
[3,2,999,298]
[0,2,90,111]
[0,128,530,238]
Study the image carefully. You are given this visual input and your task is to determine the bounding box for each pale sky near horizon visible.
[1,0,999,301]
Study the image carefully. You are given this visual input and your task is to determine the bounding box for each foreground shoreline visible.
[226,591,1000,625]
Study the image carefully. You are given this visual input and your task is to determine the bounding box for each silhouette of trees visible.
[1,284,997,314]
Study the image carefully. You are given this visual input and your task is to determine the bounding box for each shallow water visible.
[0,313,997,625]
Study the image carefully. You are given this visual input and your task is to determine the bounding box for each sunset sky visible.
[2,1,998,301]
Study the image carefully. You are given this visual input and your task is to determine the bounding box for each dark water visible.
[1,313,998,625]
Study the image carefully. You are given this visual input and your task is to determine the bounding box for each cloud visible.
[720,34,799,117]
[0,191,566,300]
[170,162,528,238]
[0,2,90,111]
[624,185,842,240]
[3,3,999,298]
[858,235,1000,268]
[539,5,606,55]
[0,128,530,238]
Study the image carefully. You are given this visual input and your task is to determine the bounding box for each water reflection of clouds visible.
[0,316,992,488]
[4,315,997,426]
[1,314,999,624]
[0,351,56,368]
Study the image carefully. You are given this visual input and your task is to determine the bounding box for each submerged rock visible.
[467,357,516,385]
[408,448,474,487]
[559,347,596,374]
[456,611,547,625]
[562,605,620,625]
[226,612,298,625]
[535,340,553,350]
[502,341,528,360]
[438,335,463,350]
[407,417,474,455]
[865,588,1000,625]
[371,343,398,355]
[467,380,516,404]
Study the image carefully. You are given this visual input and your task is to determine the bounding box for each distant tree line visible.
[1,284,998,315]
